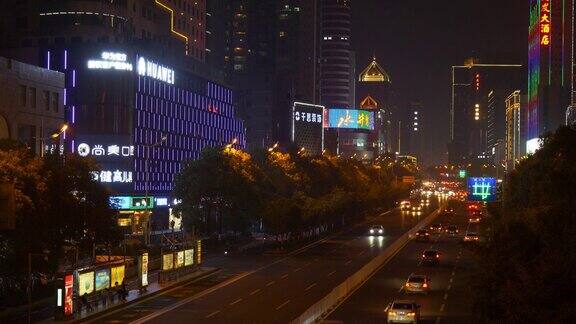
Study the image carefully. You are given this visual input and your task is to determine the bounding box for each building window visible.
[43,91,50,111]
[28,87,36,109]
[19,85,26,107]
[51,92,59,112]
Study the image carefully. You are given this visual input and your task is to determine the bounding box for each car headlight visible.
[370,229,374,234]
[379,229,383,234]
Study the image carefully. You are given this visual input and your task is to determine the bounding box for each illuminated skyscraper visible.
[505,90,527,171]
[527,0,574,150]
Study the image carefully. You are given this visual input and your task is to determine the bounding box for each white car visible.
[386,300,421,323]
[463,232,480,242]
[368,225,385,235]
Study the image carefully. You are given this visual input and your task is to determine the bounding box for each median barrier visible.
[291,205,445,324]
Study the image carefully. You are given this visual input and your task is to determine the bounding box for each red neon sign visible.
[540,0,551,46]
[64,274,73,316]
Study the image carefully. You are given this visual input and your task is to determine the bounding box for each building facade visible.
[505,90,526,171]
[527,0,574,146]
[0,56,65,155]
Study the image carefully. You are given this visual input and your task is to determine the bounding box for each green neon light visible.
[472,181,493,200]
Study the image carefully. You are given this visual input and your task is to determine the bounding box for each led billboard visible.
[327,109,374,130]
[467,177,497,202]
[292,102,325,155]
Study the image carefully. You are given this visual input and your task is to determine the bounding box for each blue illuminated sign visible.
[327,109,374,130]
[467,177,497,202]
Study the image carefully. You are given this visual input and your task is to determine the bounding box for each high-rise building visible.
[505,90,527,171]
[405,102,426,165]
[449,60,523,166]
[527,0,574,149]
[320,0,353,109]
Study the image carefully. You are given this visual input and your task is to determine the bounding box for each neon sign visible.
[467,177,497,202]
[137,57,175,84]
[87,51,133,71]
[540,0,551,46]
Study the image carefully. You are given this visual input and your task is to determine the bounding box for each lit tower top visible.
[359,56,391,83]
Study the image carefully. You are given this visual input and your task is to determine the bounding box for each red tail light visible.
[423,283,428,288]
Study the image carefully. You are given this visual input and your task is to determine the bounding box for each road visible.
[325,201,479,324]
[87,200,439,324]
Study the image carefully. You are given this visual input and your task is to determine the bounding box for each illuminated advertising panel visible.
[467,177,497,202]
[175,251,185,269]
[64,274,74,316]
[78,272,94,296]
[184,249,194,266]
[137,57,175,84]
[111,265,125,286]
[197,240,202,264]
[327,109,375,130]
[540,0,551,47]
[141,252,149,287]
[95,269,110,291]
[526,138,541,155]
[292,102,325,155]
[87,51,133,71]
[162,253,174,270]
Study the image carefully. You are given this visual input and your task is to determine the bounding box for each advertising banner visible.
[327,109,375,130]
[292,102,325,156]
[175,251,184,269]
[184,249,194,266]
[197,240,202,264]
[162,253,174,270]
[95,268,110,291]
[64,274,74,316]
[78,271,94,296]
[141,252,149,287]
[467,177,497,202]
[110,265,125,286]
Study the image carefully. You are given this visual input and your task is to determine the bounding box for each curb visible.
[67,268,220,323]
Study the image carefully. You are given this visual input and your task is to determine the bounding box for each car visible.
[463,232,480,242]
[403,274,431,294]
[445,206,455,214]
[429,223,443,233]
[414,229,431,242]
[421,249,440,265]
[368,225,385,235]
[400,200,411,210]
[411,205,422,212]
[386,300,421,323]
[446,225,459,235]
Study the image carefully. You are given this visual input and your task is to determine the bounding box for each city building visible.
[403,101,426,165]
[505,90,526,171]
[319,0,353,109]
[448,59,523,166]
[0,56,65,155]
[357,56,392,155]
[0,0,245,235]
[527,0,574,151]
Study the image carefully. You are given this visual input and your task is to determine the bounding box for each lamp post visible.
[144,134,167,245]
[39,124,68,157]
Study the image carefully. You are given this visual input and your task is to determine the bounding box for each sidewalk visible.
[40,267,218,323]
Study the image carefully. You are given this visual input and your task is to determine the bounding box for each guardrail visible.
[291,205,445,324]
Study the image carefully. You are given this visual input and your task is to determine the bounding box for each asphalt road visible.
[86,201,439,324]
[325,201,479,324]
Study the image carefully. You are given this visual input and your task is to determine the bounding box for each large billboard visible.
[467,177,497,202]
[326,109,374,130]
[292,102,324,155]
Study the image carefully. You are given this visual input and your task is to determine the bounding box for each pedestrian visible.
[81,293,93,312]
[120,282,127,301]
[101,288,108,307]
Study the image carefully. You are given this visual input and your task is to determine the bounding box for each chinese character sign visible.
[292,102,325,155]
[540,0,551,46]
[467,177,497,202]
[327,109,375,130]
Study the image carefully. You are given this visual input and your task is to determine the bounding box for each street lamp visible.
[143,134,167,245]
[268,142,279,152]
[40,123,68,157]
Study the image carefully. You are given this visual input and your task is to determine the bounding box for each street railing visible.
[291,206,445,324]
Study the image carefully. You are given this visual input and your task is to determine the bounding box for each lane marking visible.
[294,267,302,272]
[276,300,290,310]
[440,303,445,312]
[449,278,453,283]
[266,280,276,287]
[229,298,242,306]
[249,289,261,296]
[305,283,317,291]
[281,274,289,279]
[451,271,455,276]
[447,284,452,290]
[344,260,352,266]
[444,293,449,300]
[304,261,312,267]
[205,310,221,318]
[357,251,366,256]
[398,285,404,293]
[327,270,336,277]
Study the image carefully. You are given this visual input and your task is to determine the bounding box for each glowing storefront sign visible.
[141,252,149,287]
[540,0,551,46]
[526,138,541,154]
[78,271,94,296]
[137,57,175,84]
[467,177,497,202]
[77,143,134,158]
[87,51,133,71]
[184,249,194,266]
[111,265,125,286]
[91,170,133,184]
[95,269,110,291]
[64,274,74,316]
[162,253,174,270]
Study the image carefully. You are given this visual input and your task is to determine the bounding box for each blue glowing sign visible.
[327,109,374,130]
[467,177,497,202]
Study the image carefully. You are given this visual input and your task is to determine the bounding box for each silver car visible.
[403,274,430,294]
[386,300,421,323]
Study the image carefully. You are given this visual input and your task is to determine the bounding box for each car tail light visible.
[405,283,410,287]
[436,254,439,258]
[422,254,426,258]
[389,311,397,316]
[407,312,416,316]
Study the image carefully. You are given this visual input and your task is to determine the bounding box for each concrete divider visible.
[291,206,445,324]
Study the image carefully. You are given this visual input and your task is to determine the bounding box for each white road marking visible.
[398,285,405,293]
[294,267,302,272]
[229,298,242,306]
[451,271,455,276]
[443,293,449,300]
[249,289,261,295]
[266,280,276,287]
[327,270,336,277]
[281,274,289,279]
[447,284,452,290]
[344,260,352,266]
[276,300,290,310]
[305,283,317,291]
[358,251,366,256]
[205,310,221,318]
[449,278,453,283]
[440,303,445,312]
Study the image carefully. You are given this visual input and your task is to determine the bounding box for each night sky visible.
[352,0,528,165]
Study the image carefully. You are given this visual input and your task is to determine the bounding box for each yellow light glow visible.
[155,0,190,55]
